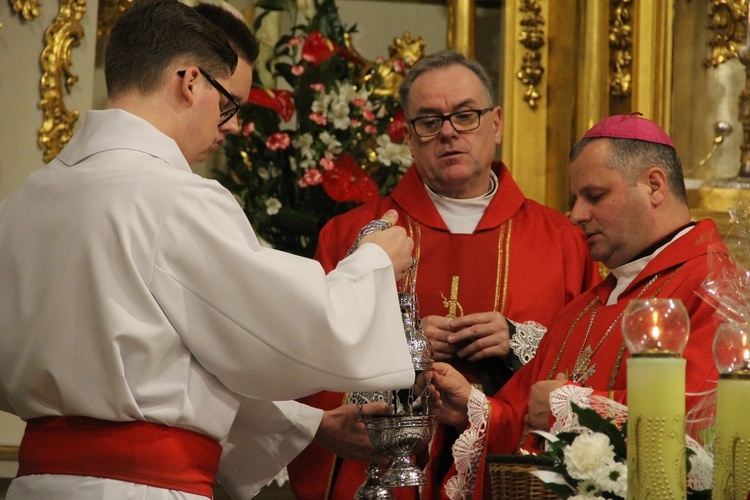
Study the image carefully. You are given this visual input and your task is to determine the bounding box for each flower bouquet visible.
[533,401,712,499]
[215,0,416,257]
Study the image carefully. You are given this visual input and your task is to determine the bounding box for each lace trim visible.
[548,385,594,437]
[508,320,547,365]
[445,387,488,499]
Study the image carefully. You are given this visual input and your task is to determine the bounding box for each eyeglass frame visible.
[177,68,241,127]
[408,107,494,138]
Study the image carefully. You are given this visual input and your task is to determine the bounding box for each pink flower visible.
[299,168,323,187]
[362,109,376,122]
[291,65,305,76]
[319,157,336,171]
[309,83,326,92]
[288,37,303,46]
[310,112,327,125]
[364,124,377,134]
[351,98,367,107]
[266,132,291,151]
[351,119,361,128]
[242,122,255,137]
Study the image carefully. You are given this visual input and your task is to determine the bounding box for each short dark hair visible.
[194,3,260,64]
[569,137,688,204]
[105,0,238,99]
[398,50,494,115]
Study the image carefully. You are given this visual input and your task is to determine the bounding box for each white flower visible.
[595,461,627,497]
[257,167,270,181]
[293,133,315,160]
[319,131,342,154]
[375,134,412,167]
[329,99,351,130]
[265,197,282,215]
[563,433,616,481]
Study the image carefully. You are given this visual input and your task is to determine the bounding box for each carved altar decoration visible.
[706,0,747,68]
[515,0,545,109]
[37,0,87,163]
[609,0,632,98]
[362,32,426,99]
[97,0,135,39]
[1,0,40,28]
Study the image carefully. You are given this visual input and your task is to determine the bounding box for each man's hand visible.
[421,315,462,361]
[524,372,568,430]
[429,362,472,430]
[314,402,393,465]
[360,209,414,280]
[422,311,512,362]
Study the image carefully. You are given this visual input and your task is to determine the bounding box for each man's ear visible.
[179,66,201,105]
[644,166,668,206]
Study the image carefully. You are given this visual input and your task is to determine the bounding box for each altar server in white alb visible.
[0,0,416,498]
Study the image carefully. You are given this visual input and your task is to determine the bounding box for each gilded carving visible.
[362,32,427,99]
[706,0,746,68]
[1,0,40,29]
[515,0,545,109]
[609,0,633,98]
[97,0,135,39]
[38,0,87,163]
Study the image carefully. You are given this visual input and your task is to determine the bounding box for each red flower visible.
[322,154,379,203]
[266,132,291,151]
[247,88,295,122]
[299,168,323,187]
[301,31,335,66]
[387,109,407,144]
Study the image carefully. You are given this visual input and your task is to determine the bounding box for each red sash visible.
[17,416,221,498]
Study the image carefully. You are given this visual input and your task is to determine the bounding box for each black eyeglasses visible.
[178,68,241,126]
[409,108,493,137]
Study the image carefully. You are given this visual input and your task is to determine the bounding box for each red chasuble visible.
[287,162,600,500]
[457,219,727,499]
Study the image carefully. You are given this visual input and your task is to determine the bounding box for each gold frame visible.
[37,0,87,163]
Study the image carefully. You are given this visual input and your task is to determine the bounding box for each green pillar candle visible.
[712,376,750,499]
[712,322,750,499]
[622,299,689,500]
[626,356,687,500]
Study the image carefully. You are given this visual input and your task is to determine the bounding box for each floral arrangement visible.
[215,0,416,257]
[533,403,711,499]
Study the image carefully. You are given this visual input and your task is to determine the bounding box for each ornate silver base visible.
[354,463,394,499]
[363,415,435,488]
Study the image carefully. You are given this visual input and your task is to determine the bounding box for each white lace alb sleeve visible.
[507,320,547,365]
[445,387,488,500]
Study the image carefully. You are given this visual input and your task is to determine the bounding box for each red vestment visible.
[452,218,726,499]
[287,162,600,499]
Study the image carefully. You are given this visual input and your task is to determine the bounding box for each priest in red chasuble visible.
[429,114,728,499]
[287,50,601,499]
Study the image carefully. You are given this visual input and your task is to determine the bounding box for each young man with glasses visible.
[0,1,420,498]
[288,50,601,499]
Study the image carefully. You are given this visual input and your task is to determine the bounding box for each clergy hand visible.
[447,311,512,362]
[360,210,414,280]
[421,315,462,361]
[315,402,394,466]
[428,362,472,430]
[524,373,568,430]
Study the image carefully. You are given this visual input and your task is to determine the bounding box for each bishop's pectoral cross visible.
[440,276,464,319]
[569,346,597,385]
